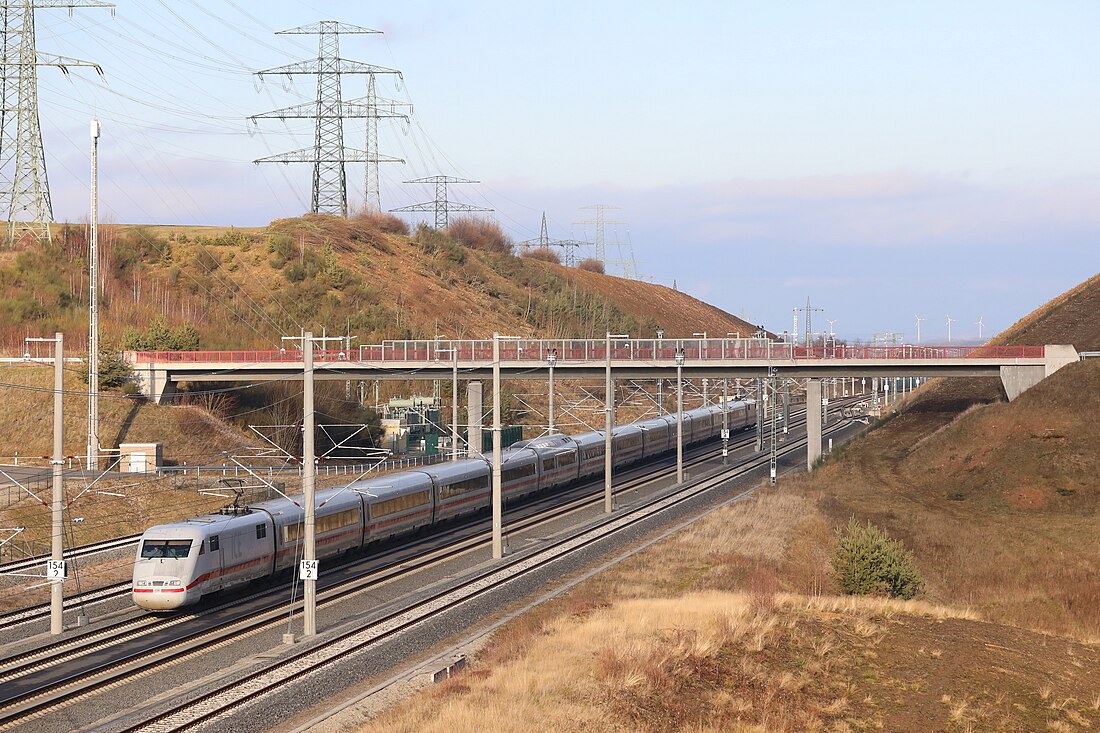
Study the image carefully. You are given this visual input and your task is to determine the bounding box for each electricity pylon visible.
[357,73,410,212]
[575,203,624,266]
[391,175,490,229]
[518,212,583,266]
[251,21,403,217]
[1,0,112,243]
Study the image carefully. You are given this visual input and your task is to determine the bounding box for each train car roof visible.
[635,416,674,431]
[572,431,606,447]
[418,459,489,483]
[512,434,575,451]
[612,424,643,437]
[498,447,538,466]
[350,470,436,494]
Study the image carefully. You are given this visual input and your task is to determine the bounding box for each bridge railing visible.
[126,341,1046,365]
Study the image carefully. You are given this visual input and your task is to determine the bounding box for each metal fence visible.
[128,340,1046,365]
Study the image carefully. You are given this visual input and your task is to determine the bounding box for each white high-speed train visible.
[132,401,756,610]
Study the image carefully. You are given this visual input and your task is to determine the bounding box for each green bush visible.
[831,519,922,600]
[284,262,306,282]
[78,348,136,390]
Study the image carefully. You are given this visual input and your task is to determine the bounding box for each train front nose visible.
[132,577,193,610]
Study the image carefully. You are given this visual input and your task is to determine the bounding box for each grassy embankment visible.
[362,273,1100,732]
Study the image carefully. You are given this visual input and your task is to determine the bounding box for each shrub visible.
[577,257,605,274]
[267,234,295,260]
[123,319,199,351]
[78,347,136,390]
[284,262,307,282]
[523,246,561,264]
[351,210,409,236]
[446,216,513,253]
[831,518,922,600]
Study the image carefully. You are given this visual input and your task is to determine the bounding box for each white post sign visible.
[46,560,66,580]
[300,560,319,580]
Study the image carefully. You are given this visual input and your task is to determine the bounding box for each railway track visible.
[0,534,140,575]
[0,400,858,731]
[114,420,854,733]
[0,421,778,697]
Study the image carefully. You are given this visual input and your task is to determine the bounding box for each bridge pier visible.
[133,366,177,405]
[1000,345,1079,401]
[466,381,483,458]
[806,378,822,471]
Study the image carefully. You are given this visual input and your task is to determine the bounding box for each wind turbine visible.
[976,316,985,341]
[915,315,925,345]
[946,315,956,343]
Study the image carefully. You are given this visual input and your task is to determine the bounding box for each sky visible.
[28,1,1100,343]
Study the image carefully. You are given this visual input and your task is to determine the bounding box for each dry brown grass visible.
[445,217,512,253]
[521,247,561,264]
[576,257,604,274]
[369,268,1100,731]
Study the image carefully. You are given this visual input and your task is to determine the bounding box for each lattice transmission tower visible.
[392,175,490,229]
[575,203,624,267]
[359,73,410,212]
[518,212,583,266]
[1,0,112,243]
[251,21,405,217]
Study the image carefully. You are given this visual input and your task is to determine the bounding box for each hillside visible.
[0,214,758,354]
[360,272,1100,733]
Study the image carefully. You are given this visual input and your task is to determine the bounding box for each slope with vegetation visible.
[0,213,756,353]
[357,272,1100,733]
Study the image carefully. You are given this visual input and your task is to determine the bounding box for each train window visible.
[441,476,488,499]
[283,523,302,543]
[317,508,361,533]
[583,446,604,460]
[502,463,536,482]
[372,490,431,518]
[140,539,192,559]
[209,535,220,552]
[256,524,267,540]
[198,542,205,556]
[556,451,577,468]
[542,457,555,471]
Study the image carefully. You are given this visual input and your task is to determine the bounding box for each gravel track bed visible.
[89,421,863,733]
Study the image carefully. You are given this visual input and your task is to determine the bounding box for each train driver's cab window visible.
[140,539,192,559]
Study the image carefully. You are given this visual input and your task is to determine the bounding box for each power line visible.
[1,0,114,242]
[250,20,401,217]
[391,175,490,229]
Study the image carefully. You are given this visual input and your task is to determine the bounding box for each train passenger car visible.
[133,509,275,610]
[637,416,674,459]
[611,424,645,467]
[498,447,540,500]
[273,486,365,573]
[422,459,490,522]
[525,434,581,491]
[685,406,715,443]
[573,431,606,479]
[353,472,435,543]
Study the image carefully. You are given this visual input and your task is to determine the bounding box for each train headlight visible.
[136,580,150,587]
[168,579,182,586]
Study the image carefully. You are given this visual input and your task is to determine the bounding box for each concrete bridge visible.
[126,338,1076,403]
[125,338,1078,473]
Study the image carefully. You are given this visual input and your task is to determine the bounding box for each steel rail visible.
[0,416,779,691]
[114,419,854,733]
[0,398,855,728]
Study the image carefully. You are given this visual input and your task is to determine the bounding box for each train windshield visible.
[140,539,193,559]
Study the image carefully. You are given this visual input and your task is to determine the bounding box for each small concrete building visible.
[119,442,163,473]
